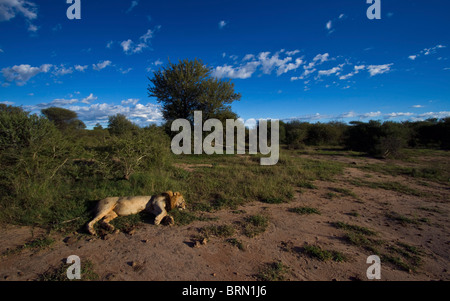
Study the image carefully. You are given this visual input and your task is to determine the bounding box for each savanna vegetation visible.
[0,58,449,234]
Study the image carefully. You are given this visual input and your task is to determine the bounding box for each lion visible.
[86,191,186,235]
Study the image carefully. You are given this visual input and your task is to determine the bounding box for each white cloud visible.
[299,66,316,79]
[131,42,148,54]
[140,29,154,43]
[121,98,139,105]
[413,111,450,120]
[27,93,163,127]
[0,0,37,22]
[360,111,382,119]
[367,64,393,76]
[318,64,343,77]
[212,62,259,79]
[1,63,52,85]
[285,110,450,123]
[326,14,346,34]
[0,48,4,53]
[0,100,14,105]
[384,112,414,119]
[423,44,446,56]
[74,65,88,72]
[339,65,365,80]
[213,50,304,79]
[411,105,424,108]
[314,53,330,63]
[53,65,73,76]
[219,20,227,29]
[258,52,293,75]
[126,0,138,13]
[119,67,132,74]
[338,111,357,119]
[37,98,79,107]
[242,54,255,61]
[285,50,300,56]
[81,93,97,104]
[146,59,164,72]
[277,58,303,75]
[408,44,446,60]
[27,23,37,32]
[70,102,163,126]
[120,27,158,54]
[106,40,113,48]
[120,39,133,53]
[92,60,112,71]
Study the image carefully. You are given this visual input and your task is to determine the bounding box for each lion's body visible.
[86,191,186,235]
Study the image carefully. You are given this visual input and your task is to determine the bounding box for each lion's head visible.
[165,191,186,211]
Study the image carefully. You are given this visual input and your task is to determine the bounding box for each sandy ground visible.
[1,156,449,281]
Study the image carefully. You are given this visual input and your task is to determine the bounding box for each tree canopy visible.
[147,58,241,123]
[41,107,86,130]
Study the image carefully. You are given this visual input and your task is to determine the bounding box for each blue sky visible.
[0,0,449,128]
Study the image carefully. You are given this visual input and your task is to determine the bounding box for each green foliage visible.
[243,215,269,238]
[288,206,321,215]
[0,105,173,229]
[106,126,172,180]
[107,113,139,136]
[303,245,347,262]
[41,107,86,130]
[344,120,410,158]
[38,259,99,281]
[147,58,241,123]
[256,261,289,281]
[332,222,377,236]
[283,121,346,149]
[201,224,236,238]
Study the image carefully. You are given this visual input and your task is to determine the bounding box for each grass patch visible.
[38,259,99,281]
[332,221,376,236]
[170,210,213,226]
[109,213,144,233]
[347,211,360,217]
[359,162,449,184]
[260,197,287,204]
[385,212,425,226]
[329,187,358,198]
[303,245,347,262]
[288,206,321,215]
[324,192,338,199]
[2,235,55,257]
[201,224,236,238]
[256,261,289,281]
[348,179,426,197]
[226,238,245,251]
[343,232,383,254]
[243,215,269,238]
[416,206,444,214]
[297,180,317,189]
[339,225,425,273]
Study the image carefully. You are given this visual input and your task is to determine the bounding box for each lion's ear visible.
[174,192,180,196]
[165,191,174,197]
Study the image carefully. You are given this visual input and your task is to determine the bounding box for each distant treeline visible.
[279,118,450,157]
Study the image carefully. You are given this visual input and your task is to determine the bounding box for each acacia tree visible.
[147,58,241,123]
[41,107,86,130]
